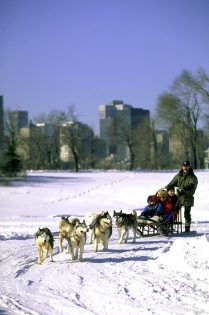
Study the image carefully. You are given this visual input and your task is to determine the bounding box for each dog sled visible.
[135,187,185,237]
[136,208,183,237]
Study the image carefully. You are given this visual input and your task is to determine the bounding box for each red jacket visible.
[158,197,173,214]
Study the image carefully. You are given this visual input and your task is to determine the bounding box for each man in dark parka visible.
[165,161,198,232]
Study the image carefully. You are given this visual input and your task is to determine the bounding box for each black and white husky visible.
[35,227,54,264]
[113,210,138,244]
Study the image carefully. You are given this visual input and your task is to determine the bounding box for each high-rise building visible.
[12,111,28,130]
[0,95,4,155]
[0,95,4,151]
[99,100,150,162]
[0,95,3,114]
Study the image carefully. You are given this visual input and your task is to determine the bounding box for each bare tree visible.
[156,70,207,169]
[3,109,21,150]
[181,68,209,133]
[78,127,100,169]
[133,117,151,169]
[148,119,166,170]
[106,117,133,170]
[107,115,151,171]
[31,110,66,169]
[60,105,93,172]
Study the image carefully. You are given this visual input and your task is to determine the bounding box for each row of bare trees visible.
[0,106,102,173]
[0,67,209,175]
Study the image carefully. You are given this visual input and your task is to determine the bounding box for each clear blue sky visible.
[0,0,209,135]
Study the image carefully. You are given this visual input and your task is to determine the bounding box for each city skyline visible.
[1,0,209,135]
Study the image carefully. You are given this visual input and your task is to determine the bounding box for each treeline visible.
[0,68,209,177]
[0,105,103,176]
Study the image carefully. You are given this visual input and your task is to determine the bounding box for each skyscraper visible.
[12,111,28,130]
[0,95,4,150]
[99,100,150,162]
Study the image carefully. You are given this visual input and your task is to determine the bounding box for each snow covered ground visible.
[0,169,209,315]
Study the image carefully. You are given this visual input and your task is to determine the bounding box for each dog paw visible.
[50,259,54,262]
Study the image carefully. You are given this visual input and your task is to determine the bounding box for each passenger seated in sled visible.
[139,195,162,219]
[157,189,174,224]
[166,185,180,220]
[137,189,179,236]
[137,194,166,236]
[137,195,163,225]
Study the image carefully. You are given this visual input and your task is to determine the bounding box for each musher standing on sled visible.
[165,160,198,232]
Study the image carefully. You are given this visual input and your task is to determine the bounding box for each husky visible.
[85,213,100,244]
[113,210,138,244]
[56,216,81,253]
[35,227,54,264]
[68,220,88,262]
[92,211,112,253]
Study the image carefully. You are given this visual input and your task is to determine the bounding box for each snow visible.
[0,169,209,315]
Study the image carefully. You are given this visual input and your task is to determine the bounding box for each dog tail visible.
[132,210,137,217]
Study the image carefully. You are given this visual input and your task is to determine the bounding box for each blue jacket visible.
[141,203,163,218]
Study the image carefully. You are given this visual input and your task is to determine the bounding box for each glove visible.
[174,187,181,195]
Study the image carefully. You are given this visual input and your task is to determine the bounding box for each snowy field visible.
[0,169,209,315]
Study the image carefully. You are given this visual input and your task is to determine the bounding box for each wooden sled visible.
[137,208,183,237]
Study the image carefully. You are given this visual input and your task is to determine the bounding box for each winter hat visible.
[147,195,158,203]
[157,190,168,198]
[167,185,175,192]
[182,160,190,166]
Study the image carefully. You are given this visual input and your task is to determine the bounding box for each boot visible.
[185,220,190,233]
[185,226,190,233]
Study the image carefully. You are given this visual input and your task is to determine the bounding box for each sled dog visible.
[92,211,112,253]
[85,212,100,244]
[56,216,81,253]
[68,220,88,262]
[35,227,54,264]
[113,210,138,244]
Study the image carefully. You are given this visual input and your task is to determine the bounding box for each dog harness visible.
[73,234,80,245]
[38,242,45,246]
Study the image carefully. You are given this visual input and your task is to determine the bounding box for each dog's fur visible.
[56,216,81,253]
[35,227,54,264]
[113,210,138,244]
[92,211,112,253]
[69,220,88,262]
